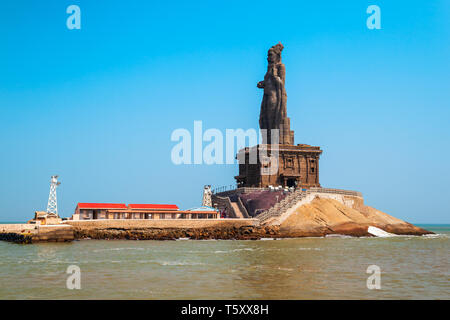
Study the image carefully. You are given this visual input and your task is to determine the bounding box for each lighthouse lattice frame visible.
[46,175,61,216]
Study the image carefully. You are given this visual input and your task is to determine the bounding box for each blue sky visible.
[0,1,449,223]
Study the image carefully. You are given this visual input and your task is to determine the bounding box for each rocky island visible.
[0,43,431,243]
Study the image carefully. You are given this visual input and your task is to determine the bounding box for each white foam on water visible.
[422,233,447,239]
[277,267,294,271]
[138,259,205,266]
[93,247,144,252]
[158,260,204,266]
[214,248,255,254]
[367,226,396,237]
[325,234,354,239]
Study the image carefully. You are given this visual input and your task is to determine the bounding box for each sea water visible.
[0,225,448,299]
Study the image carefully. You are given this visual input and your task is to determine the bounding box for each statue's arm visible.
[257,80,265,89]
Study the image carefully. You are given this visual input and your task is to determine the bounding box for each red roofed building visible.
[128,204,179,210]
[77,203,127,209]
[71,203,219,220]
[73,203,127,220]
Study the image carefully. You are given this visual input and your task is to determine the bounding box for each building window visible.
[311,167,315,173]
[285,157,294,168]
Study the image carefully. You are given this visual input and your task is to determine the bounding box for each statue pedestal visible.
[235,143,322,189]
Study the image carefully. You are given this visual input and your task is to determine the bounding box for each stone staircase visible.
[255,187,363,225]
[230,202,244,219]
[255,189,308,224]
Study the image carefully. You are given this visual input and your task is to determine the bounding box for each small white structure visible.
[367,226,396,237]
[202,185,212,207]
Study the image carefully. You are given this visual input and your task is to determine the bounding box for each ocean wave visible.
[277,267,294,271]
[134,259,205,266]
[93,247,145,252]
[422,233,448,239]
[250,265,295,272]
[158,260,205,266]
[368,233,449,240]
[325,234,355,239]
[214,248,256,254]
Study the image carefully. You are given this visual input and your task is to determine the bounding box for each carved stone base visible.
[235,143,322,189]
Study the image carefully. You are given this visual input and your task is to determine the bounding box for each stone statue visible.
[202,185,212,207]
[258,42,293,145]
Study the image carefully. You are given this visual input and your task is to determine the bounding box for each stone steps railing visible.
[212,185,237,194]
[308,187,362,198]
[213,187,270,196]
[255,189,305,223]
[212,195,238,218]
[237,196,250,218]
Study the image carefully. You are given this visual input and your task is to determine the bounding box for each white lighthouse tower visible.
[46,175,61,217]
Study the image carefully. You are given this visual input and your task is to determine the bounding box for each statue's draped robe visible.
[259,62,288,144]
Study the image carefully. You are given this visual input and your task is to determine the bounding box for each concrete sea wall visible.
[0,224,74,243]
[65,219,267,240]
[0,224,36,233]
[65,218,259,229]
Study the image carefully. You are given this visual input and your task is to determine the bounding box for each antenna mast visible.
[46,175,61,216]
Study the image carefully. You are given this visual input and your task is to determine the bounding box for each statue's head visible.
[268,42,284,64]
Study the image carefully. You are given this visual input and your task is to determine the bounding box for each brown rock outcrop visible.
[279,198,431,237]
